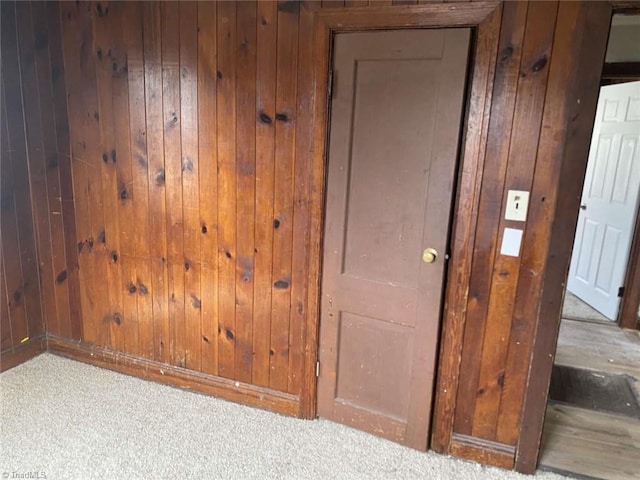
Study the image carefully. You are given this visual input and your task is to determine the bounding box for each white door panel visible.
[567,81,640,320]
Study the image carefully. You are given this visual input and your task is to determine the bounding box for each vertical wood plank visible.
[269,0,299,392]
[2,1,44,344]
[60,1,97,345]
[161,1,185,368]
[288,0,316,396]
[46,0,82,341]
[453,0,527,436]
[216,1,238,379]
[30,1,72,340]
[108,2,139,357]
[253,0,277,388]
[64,1,112,348]
[431,4,502,453]
[143,1,170,363]
[234,0,257,385]
[0,246,13,351]
[126,1,154,360]
[93,0,126,353]
[197,1,219,376]
[472,0,558,441]
[82,2,112,349]
[515,2,612,472]
[180,1,202,371]
[0,78,29,347]
[1,82,14,351]
[15,2,52,341]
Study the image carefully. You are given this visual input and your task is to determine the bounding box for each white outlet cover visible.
[505,190,530,222]
[501,228,523,257]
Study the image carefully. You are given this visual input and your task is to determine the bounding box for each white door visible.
[567,81,640,320]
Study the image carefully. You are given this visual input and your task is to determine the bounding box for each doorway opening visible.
[539,13,640,479]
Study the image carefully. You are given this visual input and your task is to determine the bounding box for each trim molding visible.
[0,335,47,372]
[47,335,301,417]
[450,433,515,469]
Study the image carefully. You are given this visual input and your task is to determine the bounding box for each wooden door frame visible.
[516,1,640,473]
[303,0,502,438]
[620,207,640,329]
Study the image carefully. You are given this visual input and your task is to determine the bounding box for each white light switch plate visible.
[505,190,530,222]
[501,228,523,257]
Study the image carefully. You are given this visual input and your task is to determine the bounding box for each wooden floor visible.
[539,318,640,479]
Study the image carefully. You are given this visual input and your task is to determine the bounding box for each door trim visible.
[515,2,637,473]
[303,0,503,454]
[619,201,640,329]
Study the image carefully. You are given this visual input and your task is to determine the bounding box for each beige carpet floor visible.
[0,353,566,480]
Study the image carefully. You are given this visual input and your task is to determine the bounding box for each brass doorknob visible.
[422,248,438,264]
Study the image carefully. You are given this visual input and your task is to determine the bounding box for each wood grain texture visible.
[197,1,219,376]
[143,1,170,364]
[450,433,515,470]
[126,1,154,360]
[454,1,528,437]
[0,336,47,373]
[93,0,125,354]
[16,2,56,343]
[540,404,640,480]
[50,0,318,402]
[431,3,502,454]
[297,0,322,417]
[234,0,257,385]
[161,1,185,368]
[46,0,82,342]
[494,1,559,444]
[1,1,45,353]
[269,0,299,393]
[216,1,238,380]
[12,1,624,474]
[180,2,202,372]
[62,1,112,349]
[289,0,318,398]
[30,2,72,340]
[47,334,301,416]
[515,2,613,472]
[473,1,558,441]
[253,0,278,388]
[109,3,139,357]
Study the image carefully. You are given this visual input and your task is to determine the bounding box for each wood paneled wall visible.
[0,0,616,474]
[53,0,314,400]
[430,0,611,472]
[0,1,69,370]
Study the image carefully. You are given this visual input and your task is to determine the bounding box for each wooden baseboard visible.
[47,335,302,417]
[450,433,515,469]
[0,335,47,372]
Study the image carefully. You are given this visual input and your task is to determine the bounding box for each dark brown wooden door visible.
[317,28,470,450]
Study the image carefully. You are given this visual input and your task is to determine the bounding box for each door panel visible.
[567,81,640,320]
[317,28,471,450]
